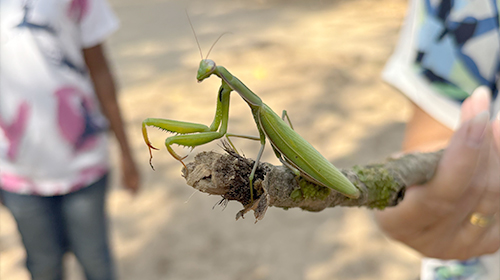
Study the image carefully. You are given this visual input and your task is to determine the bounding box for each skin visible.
[83,44,140,195]
[375,87,500,260]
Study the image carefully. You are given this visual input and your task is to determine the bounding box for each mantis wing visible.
[258,104,360,199]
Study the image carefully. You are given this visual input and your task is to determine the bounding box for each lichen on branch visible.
[182,148,444,221]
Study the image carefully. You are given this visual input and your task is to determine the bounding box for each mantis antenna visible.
[205,32,231,59]
[185,11,231,60]
[185,10,204,60]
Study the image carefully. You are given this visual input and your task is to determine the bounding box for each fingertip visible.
[461,87,491,122]
[470,86,491,114]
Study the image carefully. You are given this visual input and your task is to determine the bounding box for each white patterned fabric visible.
[0,0,119,195]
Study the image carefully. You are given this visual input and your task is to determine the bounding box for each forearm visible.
[83,44,132,156]
[402,103,454,152]
[83,44,140,193]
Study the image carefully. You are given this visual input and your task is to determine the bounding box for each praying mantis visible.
[142,24,360,202]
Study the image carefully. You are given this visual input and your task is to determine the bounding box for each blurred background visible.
[0,0,421,279]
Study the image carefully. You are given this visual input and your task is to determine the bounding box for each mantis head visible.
[197,59,216,82]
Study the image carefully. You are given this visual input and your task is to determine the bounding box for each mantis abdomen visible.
[258,104,360,198]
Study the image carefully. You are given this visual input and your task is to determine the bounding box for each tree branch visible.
[182,148,443,221]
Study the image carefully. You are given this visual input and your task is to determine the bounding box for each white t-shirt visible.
[0,0,119,196]
[383,0,500,279]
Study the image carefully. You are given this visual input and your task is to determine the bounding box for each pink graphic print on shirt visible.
[68,0,89,22]
[0,173,34,193]
[55,86,104,153]
[0,102,30,161]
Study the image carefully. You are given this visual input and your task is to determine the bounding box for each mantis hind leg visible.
[270,144,301,176]
[281,110,294,130]
[278,111,301,175]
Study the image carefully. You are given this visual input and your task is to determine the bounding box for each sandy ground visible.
[0,0,425,279]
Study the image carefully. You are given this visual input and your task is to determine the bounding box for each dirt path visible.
[0,0,423,279]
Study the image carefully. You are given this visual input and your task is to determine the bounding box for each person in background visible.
[0,0,140,279]
[377,0,499,279]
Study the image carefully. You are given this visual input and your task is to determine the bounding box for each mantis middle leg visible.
[274,110,300,176]
[281,110,294,130]
[224,133,261,155]
[224,132,265,202]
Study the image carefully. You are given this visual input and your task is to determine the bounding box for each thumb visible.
[461,86,491,122]
[427,111,489,202]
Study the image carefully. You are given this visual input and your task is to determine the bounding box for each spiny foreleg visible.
[142,118,213,169]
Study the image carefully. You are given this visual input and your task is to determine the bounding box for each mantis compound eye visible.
[204,59,216,72]
[197,59,217,81]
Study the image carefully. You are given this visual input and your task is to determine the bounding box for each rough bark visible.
[182,147,444,221]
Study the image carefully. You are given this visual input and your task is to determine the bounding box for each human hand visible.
[375,87,500,260]
[121,152,140,195]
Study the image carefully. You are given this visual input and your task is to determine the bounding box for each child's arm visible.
[83,43,140,194]
[402,105,454,153]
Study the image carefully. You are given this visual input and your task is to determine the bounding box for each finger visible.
[460,86,491,122]
[426,111,489,202]
[462,209,499,249]
[476,126,500,214]
[493,113,500,153]
[470,86,491,115]
[469,126,496,206]
[467,213,500,257]
[460,129,500,242]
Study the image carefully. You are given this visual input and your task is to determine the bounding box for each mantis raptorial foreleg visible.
[142,84,231,170]
[142,119,225,170]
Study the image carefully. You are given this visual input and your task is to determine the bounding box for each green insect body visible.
[257,103,360,198]
[142,59,360,201]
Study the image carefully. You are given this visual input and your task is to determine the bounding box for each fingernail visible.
[467,110,489,147]
[471,86,491,102]
[470,86,491,114]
